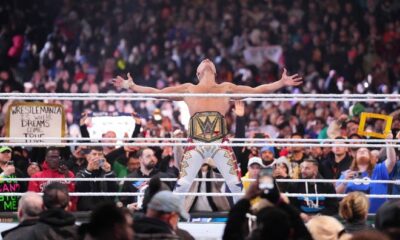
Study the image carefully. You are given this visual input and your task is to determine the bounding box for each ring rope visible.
[1,93,399,102]
[0,192,398,199]
[0,137,398,143]
[0,142,396,148]
[3,178,400,184]
[1,92,399,98]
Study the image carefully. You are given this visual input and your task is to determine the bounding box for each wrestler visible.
[112,59,302,202]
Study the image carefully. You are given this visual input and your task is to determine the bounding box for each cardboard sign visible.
[243,45,283,67]
[357,112,393,139]
[87,112,136,143]
[6,102,65,143]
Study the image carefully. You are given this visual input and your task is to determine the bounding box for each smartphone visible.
[7,161,14,166]
[258,167,274,192]
[99,159,105,167]
[353,171,362,179]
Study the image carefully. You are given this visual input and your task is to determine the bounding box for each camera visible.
[7,160,14,166]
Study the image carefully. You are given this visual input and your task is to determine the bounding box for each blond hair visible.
[339,191,369,222]
[307,215,345,240]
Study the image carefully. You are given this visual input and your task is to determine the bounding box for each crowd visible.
[1,0,400,239]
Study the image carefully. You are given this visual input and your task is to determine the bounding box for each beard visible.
[144,161,156,171]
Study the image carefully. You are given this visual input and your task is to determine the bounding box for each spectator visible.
[26,182,78,240]
[242,157,264,205]
[320,137,353,179]
[272,156,292,193]
[120,147,173,207]
[0,146,27,212]
[75,146,119,211]
[375,200,400,240]
[126,152,140,174]
[79,112,143,178]
[83,202,134,240]
[260,146,276,167]
[1,192,43,240]
[26,162,41,177]
[339,192,372,233]
[350,230,390,240]
[185,158,231,212]
[288,158,338,218]
[306,215,349,240]
[288,133,309,179]
[223,180,312,240]
[336,134,397,213]
[28,147,76,210]
[134,190,190,240]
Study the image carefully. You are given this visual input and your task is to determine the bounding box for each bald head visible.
[18,192,43,221]
[196,59,216,80]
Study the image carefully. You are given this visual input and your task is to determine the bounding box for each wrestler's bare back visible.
[183,83,230,116]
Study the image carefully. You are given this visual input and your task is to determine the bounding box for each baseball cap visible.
[147,191,190,220]
[261,146,275,155]
[248,157,265,167]
[0,147,11,153]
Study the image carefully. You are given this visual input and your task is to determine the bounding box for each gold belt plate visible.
[189,112,227,142]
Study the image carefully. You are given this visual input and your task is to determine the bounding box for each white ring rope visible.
[0,142,395,148]
[1,93,400,102]
[0,137,398,143]
[3,178,400,184]
[0,192,398,199]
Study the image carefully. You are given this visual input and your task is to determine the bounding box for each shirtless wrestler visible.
[112,59,302,202]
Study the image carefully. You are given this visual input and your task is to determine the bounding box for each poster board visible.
[87,112,136,143]
[6,102,65,143]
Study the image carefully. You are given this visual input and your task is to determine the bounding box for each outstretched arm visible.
[385,132,397,174]
[112,73,191,99]
[227,68,302,94]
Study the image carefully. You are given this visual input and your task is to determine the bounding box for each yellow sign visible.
[357,112,393,139]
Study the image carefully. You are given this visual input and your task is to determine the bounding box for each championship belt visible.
[189,112,228,142]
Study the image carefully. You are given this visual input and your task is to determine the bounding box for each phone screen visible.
[258,167,274,191]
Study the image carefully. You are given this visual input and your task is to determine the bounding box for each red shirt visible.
[28,169,76,211]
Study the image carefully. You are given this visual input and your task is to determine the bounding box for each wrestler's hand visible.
[233,101,245,117]
[112,73,135,90]
[132,111,141,125]
[280,68,302,87]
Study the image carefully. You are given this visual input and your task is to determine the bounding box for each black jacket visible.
[319,153,352,179]
[133,216,180,240]
[344,220,372,233]
[223,198,312,240]
[26,208,78,240]
[75,169,118,211]
[288,180,338,216]
[2,219,38,240]
[120,169,173,206]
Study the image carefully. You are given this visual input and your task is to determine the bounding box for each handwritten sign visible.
[6,102,65,143]
[358,112,393,139]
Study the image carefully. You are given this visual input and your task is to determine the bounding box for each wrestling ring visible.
[0,92,400,239]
